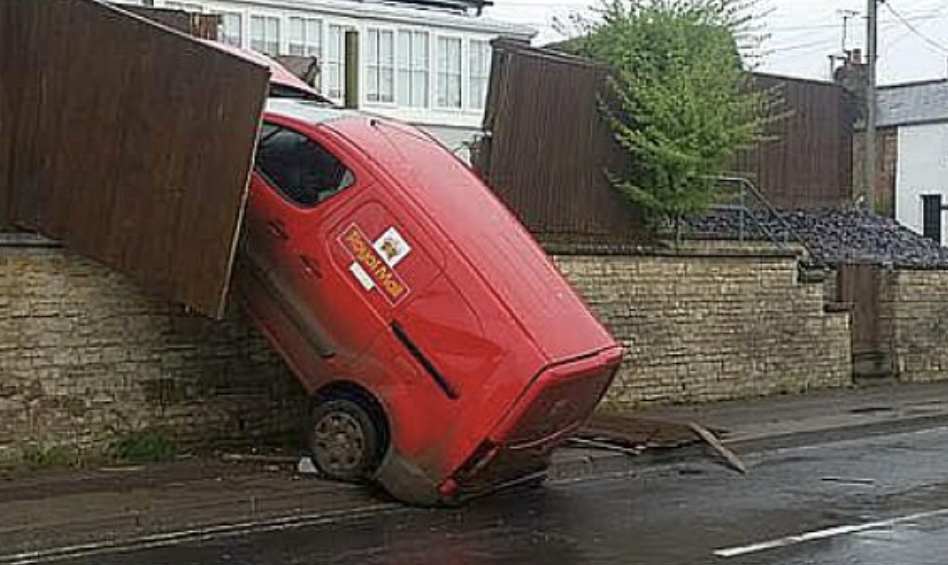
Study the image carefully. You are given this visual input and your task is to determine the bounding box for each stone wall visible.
[0,243,304,464]
[883,269,948,383]
[0,240,861,461]
[555,249,853,405]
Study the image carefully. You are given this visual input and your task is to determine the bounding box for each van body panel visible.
[323,118,615,365]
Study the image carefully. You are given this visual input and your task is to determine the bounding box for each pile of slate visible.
[689,208,948,269]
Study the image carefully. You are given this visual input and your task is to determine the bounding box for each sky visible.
[484,0,948,85]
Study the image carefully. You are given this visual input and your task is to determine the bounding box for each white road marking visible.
[0,502,402,565]
[714,507,948,558]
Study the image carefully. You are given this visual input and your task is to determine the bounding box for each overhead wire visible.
[883,1,948,55]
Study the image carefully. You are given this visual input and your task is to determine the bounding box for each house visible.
[835,49,948,245]
[872,80,948,244]
[111,0,535,154]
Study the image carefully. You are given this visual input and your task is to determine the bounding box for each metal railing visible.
[706,175,825,267]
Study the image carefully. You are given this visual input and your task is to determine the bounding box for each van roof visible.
[265,98,360,125]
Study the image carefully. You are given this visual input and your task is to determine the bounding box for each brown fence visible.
[113,5,221,39]
[0,0,269,318]
[475,41,645,245]
[737,74,856,209]
[475,41,856,245]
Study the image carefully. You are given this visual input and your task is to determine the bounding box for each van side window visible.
[255,124,355,207]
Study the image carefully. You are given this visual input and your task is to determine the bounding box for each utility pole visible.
[864,0,879,211]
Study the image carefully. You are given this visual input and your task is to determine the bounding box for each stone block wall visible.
[555,250,853,405]
[0,244,304,464]
[0,240,863,461]
[882,269,948,383]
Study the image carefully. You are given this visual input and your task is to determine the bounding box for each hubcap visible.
[312,411,366,475]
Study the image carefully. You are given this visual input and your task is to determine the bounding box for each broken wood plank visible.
[688,422,747,475]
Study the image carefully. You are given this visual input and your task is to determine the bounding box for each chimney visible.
[835,48,869,124]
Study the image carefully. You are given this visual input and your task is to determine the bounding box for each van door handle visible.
[299,254,323,279]
[267,220,289,241]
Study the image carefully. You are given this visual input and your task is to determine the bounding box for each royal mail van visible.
[235,97,623,505]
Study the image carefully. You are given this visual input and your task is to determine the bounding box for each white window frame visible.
[435,34,463,110]
[287,16,322,58]
[162,1,204,12]
[250,14,281,57]
[366,27,396,106]
[397,29,430,109]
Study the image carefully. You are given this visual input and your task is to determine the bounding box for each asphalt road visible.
[12,426,948,565]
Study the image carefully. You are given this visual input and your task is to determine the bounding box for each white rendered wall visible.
[896,123,948,243]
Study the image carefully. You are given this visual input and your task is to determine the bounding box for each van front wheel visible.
[308,398,382,482]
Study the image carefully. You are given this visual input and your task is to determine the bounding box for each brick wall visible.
[0,243,304,464]
[883,269,948,383]
[555,249,853,405]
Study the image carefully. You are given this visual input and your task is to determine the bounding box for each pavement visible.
[4,381,948,562]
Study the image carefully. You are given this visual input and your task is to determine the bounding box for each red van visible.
[235,97,623,505]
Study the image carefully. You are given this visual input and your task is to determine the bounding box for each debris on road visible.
[820,476,877,486]
[298,457,319,476]
[577,412,747,474]
[687,422,746,475]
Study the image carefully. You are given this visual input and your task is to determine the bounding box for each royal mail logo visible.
[341,224,411,305]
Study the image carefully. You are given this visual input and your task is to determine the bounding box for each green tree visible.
[574,0,777,228]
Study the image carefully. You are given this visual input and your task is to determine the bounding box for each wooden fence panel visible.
[476,43,856,245]
[476,41,644,245]
[114,5,221,39]
[0,0,268,318]
[737,74,856,209]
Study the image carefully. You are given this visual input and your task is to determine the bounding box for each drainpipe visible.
[344,29,360,110]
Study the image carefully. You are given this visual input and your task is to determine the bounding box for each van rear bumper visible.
[442,346,624,501]
[375,346,623,506]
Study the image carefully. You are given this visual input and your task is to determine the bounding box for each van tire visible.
[307,397,383,482]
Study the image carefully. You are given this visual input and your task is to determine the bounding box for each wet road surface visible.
[11,426,948,565]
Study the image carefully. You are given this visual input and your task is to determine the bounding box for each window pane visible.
[437,37,462,108]
[469,39,490,109]
[256,126,356,208]
[381,31,394,66]
[413,69,428,106]
[306,20,321,56]
[367,28,395,104]
[250,16,265,53]
[267,18,279,56]
[398,31,410,69]
[381,68,394,103]
[380,31,394,102]
[220,13,242,47]
[288,17,303,55]
[414,32,429,68]
[366,29,379,65]
[326,25,345,101]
